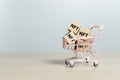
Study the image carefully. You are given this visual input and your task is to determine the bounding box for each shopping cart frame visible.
[63,25,104,68]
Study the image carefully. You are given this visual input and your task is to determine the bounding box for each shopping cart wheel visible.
[93,60,98,67]
[86,57,90,63]
[65,59,69,65]
[70,61,74,68]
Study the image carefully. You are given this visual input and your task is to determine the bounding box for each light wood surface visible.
[0,53,120,80]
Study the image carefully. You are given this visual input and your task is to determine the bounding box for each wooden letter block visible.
[77,28,90,37]
[63,32,76,44]
[68,21,82,34]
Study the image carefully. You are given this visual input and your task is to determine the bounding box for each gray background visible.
[0,0,120,53]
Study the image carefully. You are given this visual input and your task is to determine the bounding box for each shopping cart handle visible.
[89,25,104,31]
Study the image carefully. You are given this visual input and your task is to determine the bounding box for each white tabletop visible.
[0,53,120,80]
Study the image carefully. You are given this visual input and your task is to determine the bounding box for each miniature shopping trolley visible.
[63,25,104,68]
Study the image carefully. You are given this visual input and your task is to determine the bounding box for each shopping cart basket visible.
[63,25,104,68]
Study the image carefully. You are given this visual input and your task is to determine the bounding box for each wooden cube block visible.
[68,21,82,34]
[74,39,90,51]
[77,28,90,37]
[63,31,76,44]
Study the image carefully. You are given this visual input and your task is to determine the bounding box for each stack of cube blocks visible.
[63,22,91,51]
